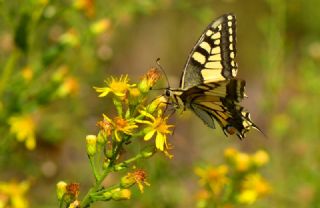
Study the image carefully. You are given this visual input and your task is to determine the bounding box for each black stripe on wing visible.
[180,13,238,89]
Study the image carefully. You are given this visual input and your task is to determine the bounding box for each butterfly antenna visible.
[156,58,170,88]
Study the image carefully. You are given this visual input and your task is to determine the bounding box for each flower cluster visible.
[93,69,173,153]
[195,148,271,207]
[58,69,175,207]
[0,180,30,208]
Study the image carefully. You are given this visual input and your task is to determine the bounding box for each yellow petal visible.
[155,132,165,151]
[135,119,152,125]
[139,110,155,121]
[26,136,36,150]
[115,131,122,142]
[102,114,113,123]
[144,130,155,141]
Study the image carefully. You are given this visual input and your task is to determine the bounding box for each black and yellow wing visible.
[180,79,256,139]
[180,13,237,90]
[166,13,259,139]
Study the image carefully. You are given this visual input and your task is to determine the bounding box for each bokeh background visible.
[1,0,320,207]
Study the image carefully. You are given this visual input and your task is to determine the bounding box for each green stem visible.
[0,51,19,98]
[80,167,113,208]
[94,183,120,195]
[81,140,124,207]
[88,155,100,182]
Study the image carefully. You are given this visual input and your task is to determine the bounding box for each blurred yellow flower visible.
[136,110,173,151]
[234,152,251,172]
[0,180,30,208]
[242,174,272,196]
[59,28,79,47]
[252,150,269,167]
[103,114,138,141]
[53,65,69,81]
[195,165,229,196]
[56,76,79,97]
[90,18,111,34]
[8,114,36,150]
[236,189,257,205]
[94,75,135,99]
[224,147,237,160]
[73,0,95,17]
[236,173,271,205]
[21,66,33,82]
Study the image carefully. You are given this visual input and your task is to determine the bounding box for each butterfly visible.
[164,13,260,139]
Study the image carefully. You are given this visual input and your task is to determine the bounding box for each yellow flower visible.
[236,189,258,205]
[90,18,111,34]
[21,66,33,82]
[195,165,229,196]
[252,150,269,167]
[103,114,138,141]
[8,114,36,150]
[56,76,79,97]
[242,174,272,196]
[121,169,150,193]
[73,0,95,17]
[236,174,271,205]
[0,180,30,208]
[59,28,79,47]
[224,147,238,160]
[136,110,173,151]
[94,75,135,99]
[234,152,251,172]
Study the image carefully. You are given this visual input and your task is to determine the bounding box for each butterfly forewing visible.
[180,14,237,90]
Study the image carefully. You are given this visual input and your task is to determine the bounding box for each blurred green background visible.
[1,0,320,207]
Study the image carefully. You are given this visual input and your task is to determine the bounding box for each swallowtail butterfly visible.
[164,13,260,139]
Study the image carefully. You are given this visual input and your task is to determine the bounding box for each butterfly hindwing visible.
[180,14,237,90]
[190,101,254,139]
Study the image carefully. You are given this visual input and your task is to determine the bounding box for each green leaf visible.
[14,12,30,53]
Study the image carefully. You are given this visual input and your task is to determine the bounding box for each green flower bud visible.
[120,175,136,188]
[97,132,106,145]
[86,135,97,156]
[114,163,126,171]
[111,188,131,201]
[56,181,67,200]
[102,191,112,201]
[141,145,157,158]
[138,79,150,94]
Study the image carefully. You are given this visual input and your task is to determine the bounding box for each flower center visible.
[114,117,128,130]
[110,81,127,94]
[153,117,168,133]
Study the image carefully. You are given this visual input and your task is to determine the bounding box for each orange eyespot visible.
[226,126,236,135]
